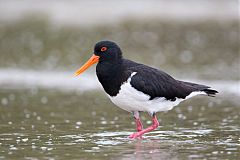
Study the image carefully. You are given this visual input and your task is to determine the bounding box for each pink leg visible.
[131,111,143,132]
[128,111,143,139]
[135,118,143,132]
[129,114,159,139]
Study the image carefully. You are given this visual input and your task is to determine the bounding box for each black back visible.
[127,60,209,100]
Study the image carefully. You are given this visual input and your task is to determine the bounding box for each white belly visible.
[108,72,205,114]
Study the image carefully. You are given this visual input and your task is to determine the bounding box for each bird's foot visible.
[128,132,143,139]
[128,114,159,139]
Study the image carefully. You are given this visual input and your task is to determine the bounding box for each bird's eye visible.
[101,47,107,52]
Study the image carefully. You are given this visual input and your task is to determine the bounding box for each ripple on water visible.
[182,129,213,135]
[94,139,124,145]
[92,131,131,137]
[59,134,86,143]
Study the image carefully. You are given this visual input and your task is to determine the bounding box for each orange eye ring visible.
[101,47,107,52]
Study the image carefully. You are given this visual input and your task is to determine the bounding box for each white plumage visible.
[108,72,206,115]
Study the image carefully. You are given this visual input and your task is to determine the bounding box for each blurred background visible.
[0,0,239,159]
[0,0,239,80]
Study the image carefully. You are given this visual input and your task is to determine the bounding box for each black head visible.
[74,40,123,76]
[94,40,122,62]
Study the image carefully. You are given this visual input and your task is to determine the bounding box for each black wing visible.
[125,62,217,100]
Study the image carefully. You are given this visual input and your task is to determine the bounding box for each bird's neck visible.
[96,59,129,96]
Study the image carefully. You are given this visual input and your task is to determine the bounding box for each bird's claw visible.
[128,132,143,139]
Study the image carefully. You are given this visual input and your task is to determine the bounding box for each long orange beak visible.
[74,54,100,76]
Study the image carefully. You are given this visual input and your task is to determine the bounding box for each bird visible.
[74,40,218,139]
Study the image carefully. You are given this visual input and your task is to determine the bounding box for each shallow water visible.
[0,87,239,159]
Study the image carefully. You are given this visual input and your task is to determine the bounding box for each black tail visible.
[201,88,218,97]
[178,80,218,97]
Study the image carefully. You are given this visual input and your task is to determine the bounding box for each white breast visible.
[108,72,205,115]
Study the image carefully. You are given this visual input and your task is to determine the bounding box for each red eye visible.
[101,47,107,52]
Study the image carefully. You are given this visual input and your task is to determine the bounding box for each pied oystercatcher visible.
[75,40,218,139]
